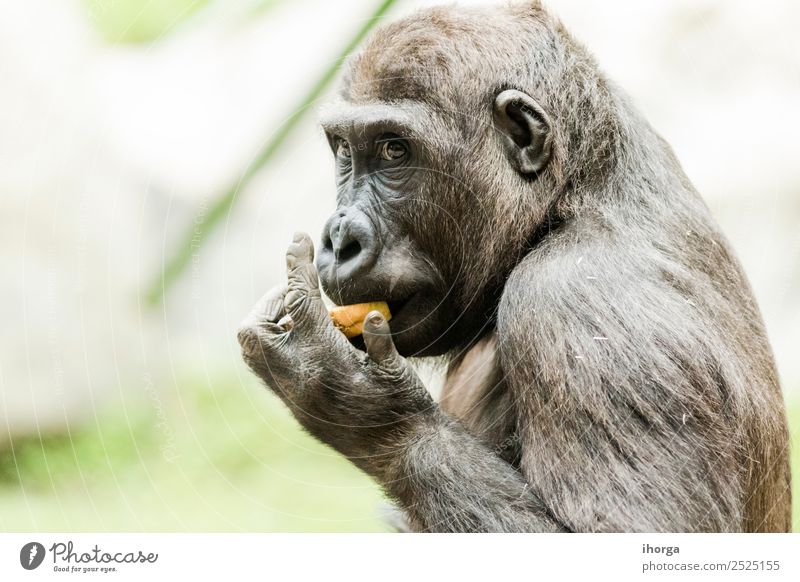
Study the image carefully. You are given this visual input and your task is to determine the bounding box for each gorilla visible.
[238,2,791,532]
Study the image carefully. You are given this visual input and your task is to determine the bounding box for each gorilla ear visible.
[493,89,552,176]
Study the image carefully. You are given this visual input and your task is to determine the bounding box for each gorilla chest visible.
[439,333,519,465]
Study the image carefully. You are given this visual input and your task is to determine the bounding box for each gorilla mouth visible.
[387,295,414,320]
[386,290,438,340]
[322,274,435,344]
[327,292,418,336]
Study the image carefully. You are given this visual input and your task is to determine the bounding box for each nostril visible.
[321,210,375,275]
[322,232,334,252]
[337,239,362,263]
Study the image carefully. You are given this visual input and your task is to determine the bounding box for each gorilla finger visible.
[286,233,320,297]
[284,264,329,331]
[244,285,288,327]
[285,231,315,270]
[236,324,280,359]
[363,310,402,368]
[264,295,287,323]
[276,313,294,332]
[285,234,329,330]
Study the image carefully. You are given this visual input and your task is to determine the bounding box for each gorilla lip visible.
[387,295,413,319]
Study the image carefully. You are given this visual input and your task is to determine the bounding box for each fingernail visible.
[292,231,304,243]
[366,311,384,326]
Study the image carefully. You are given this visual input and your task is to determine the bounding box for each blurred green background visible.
[0,371,386,531]
[1,0,798,532]
[1,377,798,530]
[81,0,213,43]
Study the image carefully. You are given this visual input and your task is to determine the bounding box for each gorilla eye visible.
[379,139,407,161]
[336,139,352,159]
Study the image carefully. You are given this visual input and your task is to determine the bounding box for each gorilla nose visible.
[317,210,378,288]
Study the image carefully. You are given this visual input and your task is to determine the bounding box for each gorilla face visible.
[316,104,458,357]
[316,85,552,358]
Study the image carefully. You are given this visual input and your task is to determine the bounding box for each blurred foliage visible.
[80,0,283,44]
[1,385,798,531]
[80,0,216,43]
[0,371,385,531]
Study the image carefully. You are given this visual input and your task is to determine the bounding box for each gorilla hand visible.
[237,232,434,470]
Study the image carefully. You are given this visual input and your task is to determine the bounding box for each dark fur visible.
[331,2,792,532]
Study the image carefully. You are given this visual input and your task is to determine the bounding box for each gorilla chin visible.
[385,291,456,357]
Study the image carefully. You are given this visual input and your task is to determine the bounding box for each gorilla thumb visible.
[363,311,401,367]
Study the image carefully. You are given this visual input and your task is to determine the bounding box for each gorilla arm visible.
[497,226,744,532]
[386,407,563,532]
